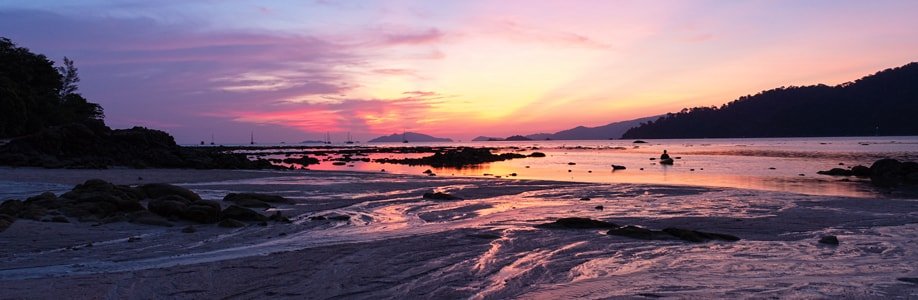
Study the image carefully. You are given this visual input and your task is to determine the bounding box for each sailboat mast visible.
[250,131,254,145]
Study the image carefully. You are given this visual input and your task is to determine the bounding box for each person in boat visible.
[660,150,671,160]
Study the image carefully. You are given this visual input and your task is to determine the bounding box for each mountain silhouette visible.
[622,62,918,139]
[368,132,453,143]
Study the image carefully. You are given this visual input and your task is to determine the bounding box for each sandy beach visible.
[0,167,916,299]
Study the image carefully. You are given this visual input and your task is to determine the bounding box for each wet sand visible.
[1,168,917,299]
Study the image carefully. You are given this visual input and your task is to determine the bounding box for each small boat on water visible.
[660,158,674,165]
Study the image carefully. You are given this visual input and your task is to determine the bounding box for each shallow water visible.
[252,136,918,198]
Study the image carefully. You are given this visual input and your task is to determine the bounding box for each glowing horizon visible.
[2,0,917,143]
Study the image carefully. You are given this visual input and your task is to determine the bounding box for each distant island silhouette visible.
[368,132,453,143]
[622,62,918,139]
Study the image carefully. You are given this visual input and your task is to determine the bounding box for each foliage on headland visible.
[0,38,104,138]
[622,62,918,139]
[0,37,276,169]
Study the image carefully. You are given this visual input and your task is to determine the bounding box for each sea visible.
[228,136,918,198]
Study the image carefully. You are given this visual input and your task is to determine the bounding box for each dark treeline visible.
[622,62,918,139]
[0,37,104,138]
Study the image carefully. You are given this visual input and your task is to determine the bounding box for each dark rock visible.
[18,206,48,220]
[127,236,141,242]
[633,140,647,143]
[50,216,69,223]
[898,277,918,284]
[139,183,202,202]
[224,198,271,208]
[221,205,267,222]
[594,205,604,210]
[375,147,527,168]
[183,200,222,223]
[423,192,460,200]
[269,211,291,223]
[24,192,61,209]
[0,214,14,232]
[580,197,591,201]
[850,165,871,177]
[662,228,740,243]
[181,226,196,233]
[422,169,433,174]
[218,218,247,228]
[611,165,626,170]
[0,199,24,216]
[818,168,854,176]
[538,217,619,229]
[818,235,839,245]
[309,216,326,221]
[607,226,670,240]
[529,152,547,157]
[281,156,319,165]
[326,214,350,221]
[224,193,291,205]
[147,195,191,218]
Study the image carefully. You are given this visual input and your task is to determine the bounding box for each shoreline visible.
[1,168,917,298]
[0,164,897,200]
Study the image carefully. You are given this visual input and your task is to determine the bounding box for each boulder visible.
[818,235,839,245]
[183,200,222,223]
[147,195,191,218]
[538,217,619,229]
[269,211,292,223]
[423,192,460,201]
[62,180,142,203]
[529,152,547,157]
[0,214,14,232]
[817,168,854,176]
[24,192,61,209]
[0,200,24,216]
[325,214,350,221]
[181,226,197,233]
[607,226,670,240]
[218,218,247,228]
[221,205,267,222]
[662,228,740,243]
[850,165,871,177]
[871,159,905,187]
[18,206,48,220]
[139,183,202,202]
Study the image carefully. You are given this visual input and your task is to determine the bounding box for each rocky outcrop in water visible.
[869,158,918,187]
[537,217,740,243]
[375,147,527,168]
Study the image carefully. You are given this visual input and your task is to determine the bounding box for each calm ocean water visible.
[230,136,918,198]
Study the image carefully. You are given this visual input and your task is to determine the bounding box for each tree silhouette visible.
[0,37,104,138]
[56,56,80,100]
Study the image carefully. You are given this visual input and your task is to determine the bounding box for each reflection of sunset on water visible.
[264,137,914,198]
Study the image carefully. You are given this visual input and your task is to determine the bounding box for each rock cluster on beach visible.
[538,217,740,243]
[0,179,291,232]
[374,147,532,168]
[0,123,278,169]
[817,158,918,187]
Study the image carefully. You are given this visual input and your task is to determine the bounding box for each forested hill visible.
[0,38,104,138]
[621,63,918,139]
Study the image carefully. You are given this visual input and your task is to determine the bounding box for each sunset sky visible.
[2,0,917,143]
